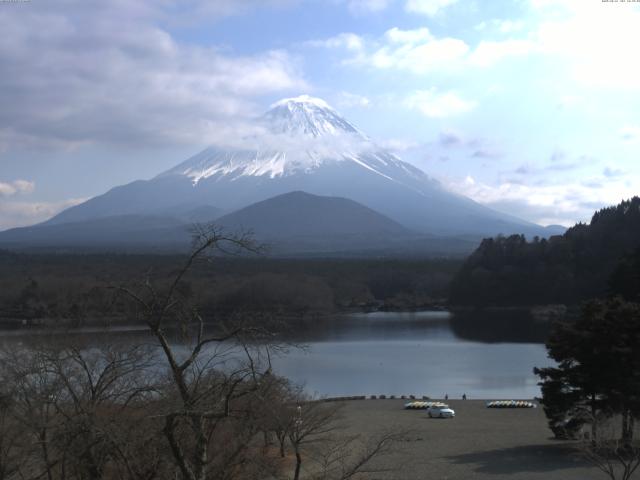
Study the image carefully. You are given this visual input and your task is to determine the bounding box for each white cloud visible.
[497,20,525,34]
[310,33,365,51]
[367,28,469,73]
[405,0,458,16]
[556,94,581,110]
[533,0,640,89]
[0,180,35,197]
[404,89,476,117]
[603,166,624,178]
[384,27,431,44]
[475,19,524,34]
[445,173,640,227]
[621,126,640,142]
[530,0,592,12]
[378,137,421,152]
[335,91,371,108]
[470,39,536,67]
[309,27,470,74]
[0,198,87,231]
[315,26,537,74]
[0,1,307,150]
[317,2,640,85]
[0,179,84,230]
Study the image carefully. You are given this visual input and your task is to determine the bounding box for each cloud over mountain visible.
[0,1,305,150]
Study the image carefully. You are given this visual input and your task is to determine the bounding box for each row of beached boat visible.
[486,400,536,408]
[404,401,448,409]
[404,400,537,409]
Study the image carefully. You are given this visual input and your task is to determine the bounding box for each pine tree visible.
[536,299,640,443]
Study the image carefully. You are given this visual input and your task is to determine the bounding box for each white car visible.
[428,405,455,418]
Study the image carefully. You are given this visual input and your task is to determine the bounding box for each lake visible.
[271,310,551,400]
[0,310,552,400]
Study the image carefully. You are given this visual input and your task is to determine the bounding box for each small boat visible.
[404,401,448,410]
[486,400,536,409]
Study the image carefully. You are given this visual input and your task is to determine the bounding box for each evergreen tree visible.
[451,197,640,306]
[609,248,640,302]
[535,299,640,443]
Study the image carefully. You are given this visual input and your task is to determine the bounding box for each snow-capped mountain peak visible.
[263,94,365,138]
[158,95,431,189]
[39,94,543,239]
[269,94,332,110]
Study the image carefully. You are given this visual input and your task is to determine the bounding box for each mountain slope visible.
[38,95,544,238]
[0,215,190,250]
[216,191,411,238]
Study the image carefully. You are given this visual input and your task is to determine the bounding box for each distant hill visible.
[449,197,640,306]
[217,191,409,238]
[0,191,480,256]
[214,191,423,255]
[215,191,481,256]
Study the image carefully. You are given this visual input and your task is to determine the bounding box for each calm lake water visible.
[271,311,551,400]
[0,310,551,400]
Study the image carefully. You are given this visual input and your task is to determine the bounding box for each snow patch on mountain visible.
[269,94,332,110]
[264,94,366,139]
[34,97,545,238]
[159,95,425,186]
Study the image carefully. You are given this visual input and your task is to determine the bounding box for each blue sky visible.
[1,0,639,229]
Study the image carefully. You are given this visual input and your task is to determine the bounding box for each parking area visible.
[335,399,606,479]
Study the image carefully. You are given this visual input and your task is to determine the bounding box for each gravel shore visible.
[334,399,605,479]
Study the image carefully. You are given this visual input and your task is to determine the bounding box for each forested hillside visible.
[0,252,460,327]
[449,197,640,306]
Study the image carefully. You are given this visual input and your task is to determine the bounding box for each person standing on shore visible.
[445,394,448,400]
[462,393,467,400]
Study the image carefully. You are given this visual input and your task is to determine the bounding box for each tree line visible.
[449,197,640,306]
[0,250,461,327]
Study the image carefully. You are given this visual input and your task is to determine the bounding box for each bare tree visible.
[580,415,640,480]
[286,400,344,480]
[308,430,405,480]
[0,391,27,480]
[258,377,302,459]
[0,344,65,480]
[116,226,281,480]
[285,397,406,480]
[1,338,160,480]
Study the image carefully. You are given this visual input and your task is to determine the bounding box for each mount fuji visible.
[0,95,561,253]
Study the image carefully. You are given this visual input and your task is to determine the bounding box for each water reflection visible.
[0,310,551,399]
[271,311,551,399]
[282,310,454,343]
[450,309,551,343]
